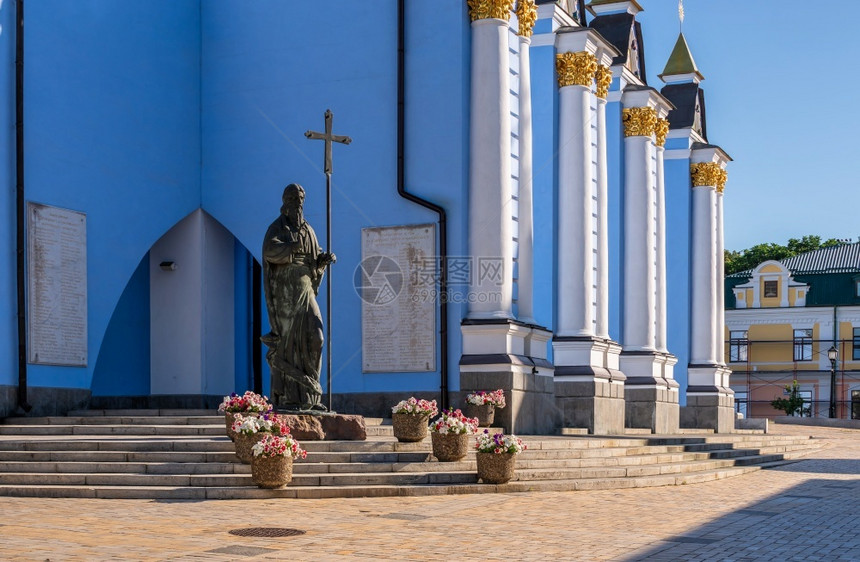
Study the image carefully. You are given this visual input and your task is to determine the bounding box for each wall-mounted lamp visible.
[159,261,177,271]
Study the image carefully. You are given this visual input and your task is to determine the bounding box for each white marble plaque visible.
[27,203,88,366]
[359,224,436,373]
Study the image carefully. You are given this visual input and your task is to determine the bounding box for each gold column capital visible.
[595,65,613,100]
[655,118,670,147]
[515,0,537,37]
[690,162,726,189]
[622,107,657,137]
[467,0,515,21]
[556,51,598,88]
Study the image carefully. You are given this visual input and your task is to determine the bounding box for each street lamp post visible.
[828,345,838,418]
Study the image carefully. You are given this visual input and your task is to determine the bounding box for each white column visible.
[622,133,656,351]
[691,183,717,365]
[556,59,595,337]
[595,96,610,340]
[468,17,513,319]
[654,143,668,353]
[715,189,726,366]
[517,35,535,324]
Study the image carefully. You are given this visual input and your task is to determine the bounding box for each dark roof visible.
[589,13,646,82]
[783,244,860,275]
[660,82,707,140]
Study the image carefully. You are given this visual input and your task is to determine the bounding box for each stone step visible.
[1,416,225,426]
[0,439,235,453]
[0,460,249,475]
[0,459,806,500]
[0,450,240,463]
[67,409,218,417]
[0,424,226,436]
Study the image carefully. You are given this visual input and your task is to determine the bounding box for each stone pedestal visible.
[460,320,556,435]
[621,352,679,434]
[274,412,367,441]
[554,337,626,435]
[681,366,735,433]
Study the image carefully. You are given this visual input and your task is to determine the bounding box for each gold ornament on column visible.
[556,51,598,88]
[621,107,657,137]
[595,65,613,100]
[716,168,728,193]
[690,162,723,187]
[655,118,670,147]
[467,0,515,21]
[515,0,537,37]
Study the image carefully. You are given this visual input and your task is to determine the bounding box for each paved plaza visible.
[0,424,857,561]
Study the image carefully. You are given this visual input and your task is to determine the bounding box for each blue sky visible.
[635,0,860,251]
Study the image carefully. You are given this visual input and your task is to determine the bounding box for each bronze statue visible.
[262,184,335,411]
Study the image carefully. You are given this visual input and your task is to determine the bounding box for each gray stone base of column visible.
[681,389,735,433]
[555,375,625,435]
[624,384,680,434]
[460,364,558,435]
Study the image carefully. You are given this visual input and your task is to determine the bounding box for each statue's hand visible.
[320,252,336,267]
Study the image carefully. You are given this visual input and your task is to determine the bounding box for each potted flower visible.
[231,412,287,463]
[464,389,506,427]
[390,397,438,442]
[218,391,271,441]
[250,432,307,489]
[474,430,526,484]
[430,409,479,462]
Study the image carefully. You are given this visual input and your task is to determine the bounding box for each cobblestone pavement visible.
[0,424,858,561]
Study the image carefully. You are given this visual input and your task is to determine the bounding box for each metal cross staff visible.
[305,109,351,411]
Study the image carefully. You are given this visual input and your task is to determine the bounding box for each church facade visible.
[0,0,732,433]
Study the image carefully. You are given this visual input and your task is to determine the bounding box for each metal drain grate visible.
[229,527,307,538]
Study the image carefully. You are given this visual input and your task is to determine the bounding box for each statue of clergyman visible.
[262,184,335,411]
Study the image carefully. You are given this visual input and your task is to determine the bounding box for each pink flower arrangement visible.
[391,397,439,417]
[475,430,526,455]
[251,432,307,460]
[466,389,506,408]
[218,391,270,414]
[430,408,479,435]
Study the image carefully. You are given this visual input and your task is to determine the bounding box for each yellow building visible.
[725,244,860,418]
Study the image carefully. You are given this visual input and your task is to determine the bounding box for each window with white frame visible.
[793,328,813,361]
[729,330,748,362]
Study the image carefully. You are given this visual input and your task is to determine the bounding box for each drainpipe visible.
[15,0,31,413]
[396,0,449,410]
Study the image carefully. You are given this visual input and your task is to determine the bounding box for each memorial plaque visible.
[359,224,436,372]
[27,203,88,366]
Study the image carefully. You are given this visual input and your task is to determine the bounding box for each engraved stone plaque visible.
[358,224,436,373]
[27,203,88,366]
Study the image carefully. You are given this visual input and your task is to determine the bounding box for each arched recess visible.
[91,209,265,404]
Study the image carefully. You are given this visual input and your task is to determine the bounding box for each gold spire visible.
[659,33,704,81]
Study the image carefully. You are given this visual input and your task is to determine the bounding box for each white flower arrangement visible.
[466,389,506,408]
[218,391,270,414]
[430,409,479,435]
[475,430,526,455]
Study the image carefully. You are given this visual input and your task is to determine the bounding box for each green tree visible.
[770,380,808,417]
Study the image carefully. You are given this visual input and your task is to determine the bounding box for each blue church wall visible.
[605,99,624,344]
[233,241,255,395]
[22,1,202,393]
[530,37,559,342]
[199,1,470,396]
[665,156,692,402]
[91,253,150,397]
[1,1,15,389]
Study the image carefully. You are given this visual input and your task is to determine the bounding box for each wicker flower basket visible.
[225,412,238,441]
[251,455,294,489]
[431,432,471,462]
[464,403,495,427]
[392,412,430,442]
[234,432,266,464]
[476,452,516,484]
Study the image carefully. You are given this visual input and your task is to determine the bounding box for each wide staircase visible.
[0,410,824,500]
